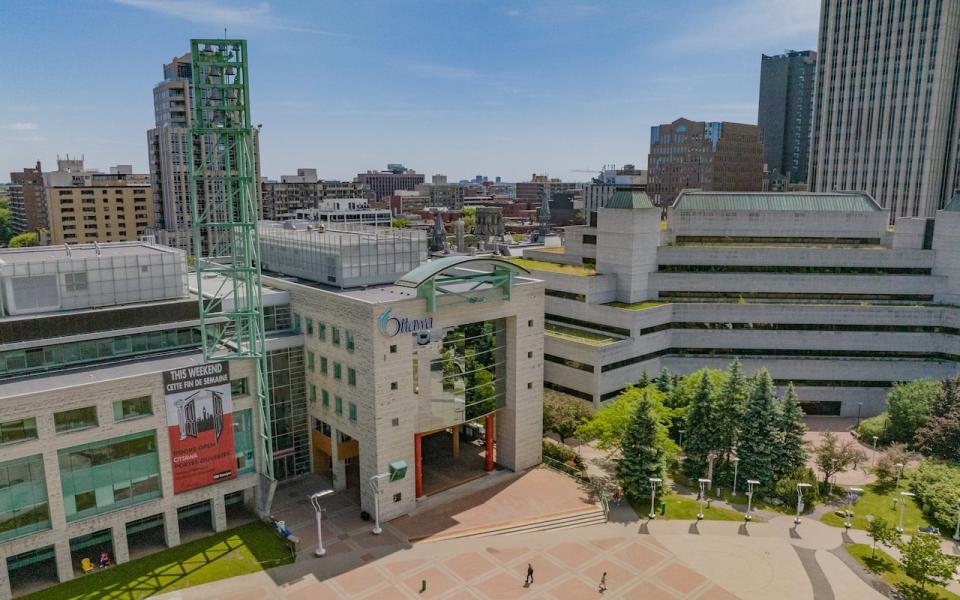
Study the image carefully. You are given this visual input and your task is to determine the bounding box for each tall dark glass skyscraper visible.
[758,50,816,185]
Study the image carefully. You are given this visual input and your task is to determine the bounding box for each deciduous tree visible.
[898,533,959,594]
[866,516,898,558]
[543,391,592,444]
[814,431,867,486]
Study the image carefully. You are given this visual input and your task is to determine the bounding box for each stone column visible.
[54,541,73,584]
[414,433,423,498]
[111,522,130,564]
[451,427,460,458]
[329,428,347,492]
[212,494,228,533]
[0,553,12,600]
[163,508,181,548]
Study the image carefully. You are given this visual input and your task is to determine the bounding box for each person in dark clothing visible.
[599,571,607,593]
[524,563,534,585]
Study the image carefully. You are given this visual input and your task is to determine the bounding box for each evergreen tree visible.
[715,360,748,481]
[637,369,651,388]
[736,370,781,489]
[776,383,808,480]
[616,390,666,503]
[654,367,674,393]
[683,372,720,481]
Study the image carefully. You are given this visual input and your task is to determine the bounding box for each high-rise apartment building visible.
[43,158,154,244]
[146,52,260,251]
[8,161,45,234]
[647,118,763,206]
[758,50,816,184]
[355,164,424,201]
[583,164,647,215]
[808,0,960,219]
[515,175,580,208]
[260,169,365,219]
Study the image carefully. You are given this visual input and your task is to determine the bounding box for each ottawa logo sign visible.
[378,307,433,337]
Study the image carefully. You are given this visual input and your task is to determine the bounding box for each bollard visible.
[660,500,666,515]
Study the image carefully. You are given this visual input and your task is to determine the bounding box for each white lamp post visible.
[648,477,662,519]
[845,487,863,529]
[895,462,904,489]
[795,483,812,525]
[953,501,960,541]
[679,429,685,449]
[745,479,759,521]
[871,436,879,466]
[731,458,740,497]
[310,489,334,557]
[897,491,915,533]
[697,478,711,521]
[369,473,389,535]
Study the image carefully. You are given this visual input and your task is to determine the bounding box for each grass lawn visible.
[25,521,294,600]
[544,322,622,346]
[630,492,749,522]
[604,300,667,311]
[508,258,596,276]
[846,543,960,600]
[821,483,932,533]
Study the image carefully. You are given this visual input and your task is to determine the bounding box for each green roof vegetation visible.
[26,522,294,600]
[509,258,595,275]
[605,300,667,311]
[545,322,622,346]
[673,191,882,212]
[605,189,654,210]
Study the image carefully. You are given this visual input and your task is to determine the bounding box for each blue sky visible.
[0,0,819,183]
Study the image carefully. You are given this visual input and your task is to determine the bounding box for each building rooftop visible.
[605,189,654,210]
[672,191,882,212]
[0,242,179,266]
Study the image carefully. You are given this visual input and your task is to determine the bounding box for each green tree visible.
[898,533,959,595]
[715,360,748,479]
[866,516,898,558]
[654,367,674,393]
[873,443,909,490]
[0,195,12,245]
[683,372,723,481]
[577,385,670,454]
[736,370,781,488]
[637,369,651,388]
[8,231,38,248]
[777,383,808,481]
[616,390,667,503]
[392,218,411,228]
[915,376,960,461]
[543,391,592,444]
[814,431,867,486]
[887,380,941,445]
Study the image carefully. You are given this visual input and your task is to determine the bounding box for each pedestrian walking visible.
[598,571,607,593]
[524,563,534,586]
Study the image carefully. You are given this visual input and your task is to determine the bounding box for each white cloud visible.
[668,0,819,52]
[6,122,38,131]
[113,0,340,35]
[506,9,521,17]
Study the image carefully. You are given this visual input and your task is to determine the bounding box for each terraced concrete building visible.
[523,190,960,416]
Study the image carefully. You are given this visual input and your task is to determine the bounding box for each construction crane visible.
[188,39,275,490]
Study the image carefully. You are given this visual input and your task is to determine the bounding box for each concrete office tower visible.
[356,165,425,201]
[146,52,261,251]
[44,160,154,245]
[595,190,659,303]
[758,51,816,185]
[647,118,763,206]
[8,161,45,234]
[808,0,960,219]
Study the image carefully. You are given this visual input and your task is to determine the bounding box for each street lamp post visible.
[856,402,863,428]
[369,473,389,535]
[310,490,334,557]
[896,491,915,533]
[697,478,711,521]
[732,458,740,497]
[745,479,759,522]
[953,501,960,541]
[679,429,685,450]
[845,487,863,529]
[795,483,812,525]
[648,477,662,519]
[895,463,904,490]
[872,436,879,466]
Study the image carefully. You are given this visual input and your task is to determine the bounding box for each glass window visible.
[233,409,254,474]
[0,454,51,541]
[334,362,342,380]
[346,331,355,352]
[390,344,397,354]
[231,378,249,396]
[347,368,356,386]
[292,313,301,333]
[318,323,326,341]
[58,431,160,521]
[307,352,315,371]
[349,403,357,422]
[0,417,38,445]
[322,389,329,408]
[390,382,398,390]
[310,384,317,402]
[112,396,153,421]
[332,327,341,346]
[335,396,343,415]
[305,318,314,336]
[54,406,98,433]
[320,357,328,375]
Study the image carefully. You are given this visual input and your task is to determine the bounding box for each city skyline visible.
[0,0,819,183]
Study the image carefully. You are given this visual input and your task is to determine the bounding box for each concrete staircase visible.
[417,506,607,543]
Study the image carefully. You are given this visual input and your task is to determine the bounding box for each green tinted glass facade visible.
[267,348,309,480]
[112,396,153,422]
[0,455,50,541]
[233,409,255,475]
[59,431,161,522]
[0,418,38,445]
[54,406,98,433]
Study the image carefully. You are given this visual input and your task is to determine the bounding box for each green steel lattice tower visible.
[188,39,274,481]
